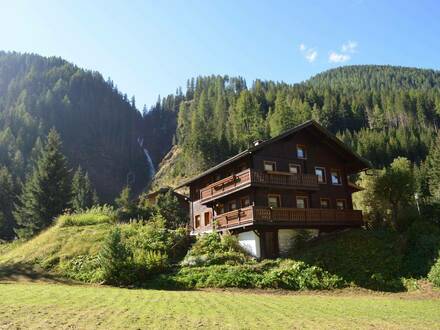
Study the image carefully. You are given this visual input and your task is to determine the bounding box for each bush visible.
[58,205,116,227]
[96,217,190,285]
[60,255,104,283]
[98,227,132,284]
[175,259,343,290]
[293,229,405,291]
[428,256,440,288]
[181,232,250,267]
[259,259,344,290]
[402,221,440,277]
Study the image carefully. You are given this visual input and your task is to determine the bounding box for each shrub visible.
[293,229,405,291]
[176,264,262,288]
[60,255,104,283]
[98,227,132,284]
[123,214,189,262]
[58,205,116,227]
[428,256,440,288]
[176,259,344,290]
[181,232,250,267]
[259,259,344,290]
[402,221,440,277]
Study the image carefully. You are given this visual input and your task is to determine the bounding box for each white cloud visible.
[299,43,318,63]
[329,52,351,63]
[341,40,358,53]
[305,49,318,63]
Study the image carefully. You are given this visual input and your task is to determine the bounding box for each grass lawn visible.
[0,283,439,329]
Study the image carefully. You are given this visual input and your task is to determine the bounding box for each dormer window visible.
[263,161,276,172]
[297,145,307,159]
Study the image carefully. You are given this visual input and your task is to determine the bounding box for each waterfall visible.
[137,137,156,179]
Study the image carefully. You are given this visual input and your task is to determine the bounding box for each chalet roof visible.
[177,120,371,188]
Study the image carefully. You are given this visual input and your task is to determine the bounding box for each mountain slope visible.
[150,66,440,189]
[0,52,150,202]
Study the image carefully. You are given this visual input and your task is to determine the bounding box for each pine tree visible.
[0,166,16,239]
[14,129,71,237]
[426,137,440,201]
[71,166,99,211]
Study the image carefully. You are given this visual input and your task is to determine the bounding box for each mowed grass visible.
[0,283,439,329]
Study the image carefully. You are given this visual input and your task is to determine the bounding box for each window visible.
[195,215,201,228]
[267,195,281,208]
[315,167,327,184]
[204,212,211,226]
[320,198,330,209]
[228,200,237,211]
[331,169,342,185]
[297,145,307,159]
[336,199,346,210]
[240,196,250,208]
[216,203,225,214]
[289,163,301,174]
[264,161,276,172]
[296,196,309,209]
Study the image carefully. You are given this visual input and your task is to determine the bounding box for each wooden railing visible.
[253,207,362,225]
[214,206,254,229]
[251,171,318,188]
[200,169,252,202]
[214,206,362,230]
[200,169,319,203]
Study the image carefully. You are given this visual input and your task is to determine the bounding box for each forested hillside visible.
[0,52,150,203]
[150,66,440,188]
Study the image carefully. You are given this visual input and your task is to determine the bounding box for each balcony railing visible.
[200,169,319,203]
[214,206,362,230]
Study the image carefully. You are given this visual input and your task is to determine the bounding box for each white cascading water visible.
[137,137,156,179]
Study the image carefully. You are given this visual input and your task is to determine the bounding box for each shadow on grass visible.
[0,263,73,284]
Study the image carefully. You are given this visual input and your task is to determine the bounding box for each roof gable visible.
[178,120,371,187]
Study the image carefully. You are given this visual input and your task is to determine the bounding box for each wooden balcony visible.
[214,206,363,230]
[199,169,319,204]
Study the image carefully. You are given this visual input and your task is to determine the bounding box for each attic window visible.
[297,145,307,159]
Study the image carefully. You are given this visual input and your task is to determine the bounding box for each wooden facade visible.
[179,120,370,258]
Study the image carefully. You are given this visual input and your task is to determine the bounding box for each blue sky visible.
[1,0,439,109]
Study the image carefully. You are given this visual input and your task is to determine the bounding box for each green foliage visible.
[59,255,104,283]
[0,166,16,239]
[123,214,189,262]
[428,256,440,288]
[181,232,250,267]
[154,67,440,187]
[293,229,406,291]
[58,205,116,227]
[114,186,140,221]
[98,227,132,284]
[71,166,99,211]
[402,221,440,277]
[155,190,188,228]
[374,157,416,231]
[97,216,189,285]
[354,157,417,231]
[14,129,71,238]
[176,259,343,290]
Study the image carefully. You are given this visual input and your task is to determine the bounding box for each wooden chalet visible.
[178,120,370,258]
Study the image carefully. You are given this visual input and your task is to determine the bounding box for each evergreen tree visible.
[71,166,99,211]
[14,129,71,237]
[425,137,440,201]
[0,166,16,239]
[156,190,188,229]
